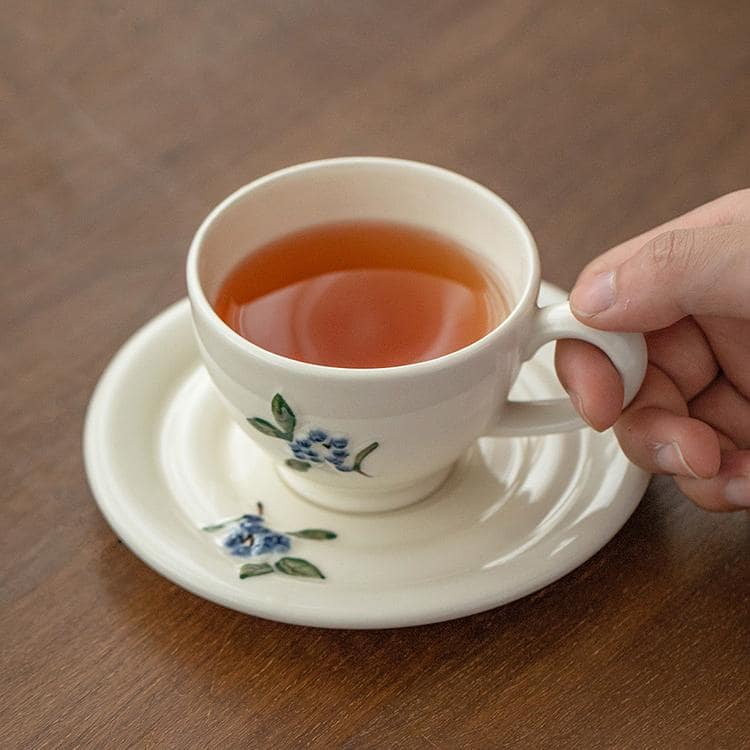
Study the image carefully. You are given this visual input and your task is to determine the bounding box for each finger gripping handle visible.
[490,302,647,437]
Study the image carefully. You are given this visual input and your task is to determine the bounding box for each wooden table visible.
[3,2,748,747]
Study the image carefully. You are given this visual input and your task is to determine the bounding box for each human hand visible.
[555,189,750,511]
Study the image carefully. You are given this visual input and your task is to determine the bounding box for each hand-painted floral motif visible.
[202,507,336,580]
[247,393,379,475]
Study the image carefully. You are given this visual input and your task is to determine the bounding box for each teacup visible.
[187,157,646,512]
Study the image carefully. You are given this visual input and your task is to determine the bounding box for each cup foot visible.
[276,463,456,513]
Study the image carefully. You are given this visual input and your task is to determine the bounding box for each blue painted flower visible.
[223,516,268,545]
[247,394,378,477]
[224,523,291,556]
[223,524,266,550]
[238,519,267,534]
[248,533,291,556]
[221,513,293,558]
[285,430,367,474]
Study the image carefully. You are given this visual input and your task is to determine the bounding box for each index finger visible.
[581,188,750,278]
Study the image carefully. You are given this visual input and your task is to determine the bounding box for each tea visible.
[214,221,507,368]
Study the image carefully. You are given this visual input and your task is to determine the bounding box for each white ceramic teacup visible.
[187,158,647,512]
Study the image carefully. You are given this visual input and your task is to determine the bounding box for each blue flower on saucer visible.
[202,505,336,580]
[221,515,291,557]
[224,529,290,557]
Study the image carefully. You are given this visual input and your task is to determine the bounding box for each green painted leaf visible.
[202,515,244,532]
[353,441,379,475]
[271,393,296,437]
[275,557,325,578]
[202,523,227,532]
[288,529,337,540]
[247,417,285,439]
[239,562,274,579]
[285,458,311,472]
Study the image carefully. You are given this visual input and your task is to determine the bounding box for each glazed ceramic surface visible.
[187,158,647,511]
[84,283,650,629]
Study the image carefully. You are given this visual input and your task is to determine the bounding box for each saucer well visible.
[84,282,649,629]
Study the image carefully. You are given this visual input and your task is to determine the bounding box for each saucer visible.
[84,282,649,629]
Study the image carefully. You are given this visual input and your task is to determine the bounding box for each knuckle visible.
[645,229,701,276]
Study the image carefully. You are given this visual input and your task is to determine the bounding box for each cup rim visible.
[186,156,540,379]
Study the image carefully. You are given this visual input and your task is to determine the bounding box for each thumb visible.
[570,225,750,331]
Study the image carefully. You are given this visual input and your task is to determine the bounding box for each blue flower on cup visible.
[203,507,337,580]
[247,394,379,475]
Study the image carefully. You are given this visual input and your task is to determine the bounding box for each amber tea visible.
[214,221,508,368]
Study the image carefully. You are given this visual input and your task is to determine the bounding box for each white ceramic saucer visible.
[84,282,649,629]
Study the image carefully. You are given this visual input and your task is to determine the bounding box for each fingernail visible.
[570,392,594,429]
[725,477,750,507]
[655,442,700,478]
[571,271,616,317]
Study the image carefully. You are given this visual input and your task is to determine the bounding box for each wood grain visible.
[2,2,748,748]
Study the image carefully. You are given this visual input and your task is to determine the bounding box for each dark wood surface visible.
[3,2,749,748]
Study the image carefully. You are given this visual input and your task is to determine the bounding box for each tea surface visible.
[214,221,507,368]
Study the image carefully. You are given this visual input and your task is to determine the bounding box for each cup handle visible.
[489,302,647,437]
